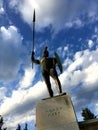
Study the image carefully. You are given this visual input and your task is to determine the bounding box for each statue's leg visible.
[54,77,62,94]
[42,71,53,97]
[50,69,62,94]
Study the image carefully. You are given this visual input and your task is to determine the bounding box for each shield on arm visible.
[54,51,63,73]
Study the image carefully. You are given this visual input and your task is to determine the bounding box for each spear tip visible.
[33,9,35,22]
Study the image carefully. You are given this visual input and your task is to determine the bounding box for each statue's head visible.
[42,46,49,57]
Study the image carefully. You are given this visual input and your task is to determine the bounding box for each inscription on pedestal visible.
[46,107,62,117]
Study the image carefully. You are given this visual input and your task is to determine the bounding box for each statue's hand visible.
[31,51,35,60]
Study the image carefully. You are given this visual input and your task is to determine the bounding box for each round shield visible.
[54,51,63,73]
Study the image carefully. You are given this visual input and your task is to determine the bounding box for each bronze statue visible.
[31,46,63,97]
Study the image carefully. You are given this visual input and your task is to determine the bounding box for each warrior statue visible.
[31,46,63,97]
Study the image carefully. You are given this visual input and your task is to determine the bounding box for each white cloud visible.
[84,62,98,85]
[0,87,6,100]
[0,79,47,129]
[95,103,98,113]
[8,0,98,32]
[88,39,94,48]
[64,46,68,51]
[19,67,36,89]
[65,18,83,28]
[0,0,4,14]
[6,111,35,130]
[0,25,23,82]
[60,48,98,93]
[67,56,83,72]
[1,26,23,44]
[74,51,83,60]
[0,7,4,14]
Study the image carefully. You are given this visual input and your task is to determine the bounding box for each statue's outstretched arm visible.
[31,51,40,64]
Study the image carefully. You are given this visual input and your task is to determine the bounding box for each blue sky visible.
[0,0,98,129]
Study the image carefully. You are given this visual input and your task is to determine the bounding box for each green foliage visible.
[81,108,96,121]
[0,115,7,130]
[0,116,3,130]
[16,124,21,130]
[24,123,28,130]
[16,123,28,130]
[0,116,28,130]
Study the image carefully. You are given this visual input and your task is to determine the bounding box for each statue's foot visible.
[59,92,67,96]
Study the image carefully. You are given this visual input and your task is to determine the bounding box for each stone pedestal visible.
[36,94,80,130]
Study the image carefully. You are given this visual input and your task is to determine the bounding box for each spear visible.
[32,9,35,68]
[32,9,35,52]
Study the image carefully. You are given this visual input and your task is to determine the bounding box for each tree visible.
[0,116,7,130]
[16,124,21,130]
[81,108,96,121]
[24,123,28,130]
[0,116,3,130]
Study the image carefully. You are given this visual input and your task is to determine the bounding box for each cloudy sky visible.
[0,0,98,129]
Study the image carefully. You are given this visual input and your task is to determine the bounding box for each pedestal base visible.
[36,94,80,130]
